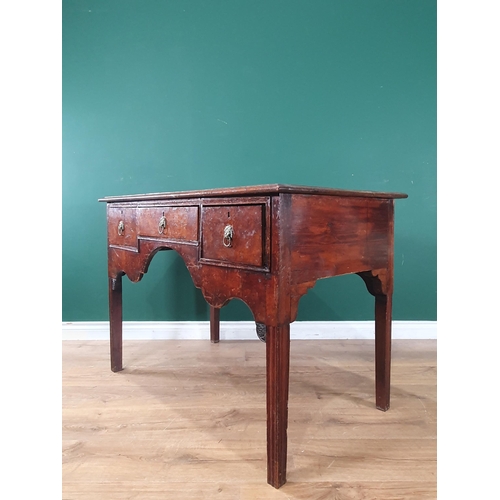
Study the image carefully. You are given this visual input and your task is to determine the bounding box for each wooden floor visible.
[62,339,436,499]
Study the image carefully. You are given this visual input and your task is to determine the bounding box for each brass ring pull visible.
[117,220,125,236]
[223,224,234,247]
[158,215,166,234]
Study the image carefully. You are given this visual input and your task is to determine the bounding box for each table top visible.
[99,184,408,203]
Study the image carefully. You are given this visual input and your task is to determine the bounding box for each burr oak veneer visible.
[99,184,407,488]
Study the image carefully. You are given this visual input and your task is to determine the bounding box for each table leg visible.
[109,276,123,372]
[210,306,220,343]
[357,270,393,411]
[375,293,392,411]
[266,323,291,488]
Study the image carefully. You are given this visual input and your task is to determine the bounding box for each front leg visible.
[266,323,291,488]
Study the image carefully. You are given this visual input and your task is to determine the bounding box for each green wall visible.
[62,0,436,322]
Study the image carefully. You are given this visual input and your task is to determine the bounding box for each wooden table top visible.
[99,184,408,203]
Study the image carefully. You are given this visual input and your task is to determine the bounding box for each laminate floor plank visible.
[63,339,436,499]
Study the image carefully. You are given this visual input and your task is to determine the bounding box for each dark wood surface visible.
[209,306,220,344]
[98,183,408,203]
[201,204,265,268]
[100,184,407,488]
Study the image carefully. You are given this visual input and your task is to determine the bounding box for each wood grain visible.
[98,183,408,203]
[201,204,264,267]
[63,339,436,499]
[137,205,198,241]
[101,185,407,487]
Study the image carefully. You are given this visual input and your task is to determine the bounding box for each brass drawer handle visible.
[223,224,234,247]
[158,214,166,234]
[117,220,125,236]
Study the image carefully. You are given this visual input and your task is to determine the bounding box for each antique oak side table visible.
[99,184,407,488]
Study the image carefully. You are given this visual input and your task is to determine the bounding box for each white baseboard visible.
[62,321,436,340]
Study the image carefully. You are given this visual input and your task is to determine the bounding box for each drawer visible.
[201,204,264,268]
[108,207,137,247]
[137,206,198,241]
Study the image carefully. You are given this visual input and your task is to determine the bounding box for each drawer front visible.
[108,207,137,247]
[201,204,264,268]
[138,206,198,241]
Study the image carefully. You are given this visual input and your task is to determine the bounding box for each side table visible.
[99,184,407,488]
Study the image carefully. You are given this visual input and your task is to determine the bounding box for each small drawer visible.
[137,206,198,241]
[201,204,264,268]
[108,207,137,247]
